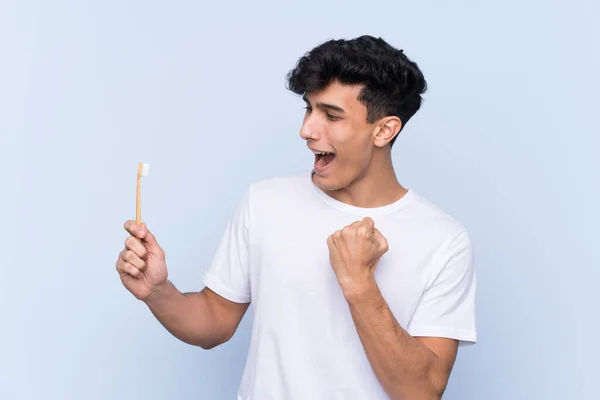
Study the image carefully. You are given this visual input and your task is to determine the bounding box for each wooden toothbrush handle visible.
[136,162,142,223]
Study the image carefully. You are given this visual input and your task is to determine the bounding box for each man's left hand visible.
[327,217,389,298]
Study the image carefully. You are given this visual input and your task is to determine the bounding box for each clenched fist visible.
[327,217,389,298]
[116,221,168,301]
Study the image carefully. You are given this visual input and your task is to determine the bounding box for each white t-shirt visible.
[203,170,476,400]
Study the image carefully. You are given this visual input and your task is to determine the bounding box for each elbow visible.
[198,342,218,350]
[197,340,219,350]
[387,372,447,400]
[424,367,449,400]
[393,366,447,400]
[195,329,235,350]
[194,338,225,350]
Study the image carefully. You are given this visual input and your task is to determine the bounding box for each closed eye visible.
[304,106,341,121]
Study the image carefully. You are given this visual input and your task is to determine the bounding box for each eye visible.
[303,105,312,113]
[326,114,341,121]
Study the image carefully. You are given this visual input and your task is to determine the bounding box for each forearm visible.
[143,281,226,349]
[345,281,446,400]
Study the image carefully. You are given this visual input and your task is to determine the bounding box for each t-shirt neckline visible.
[308,170,413,217]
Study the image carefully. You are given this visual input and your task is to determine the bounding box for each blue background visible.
[1,0,598,398]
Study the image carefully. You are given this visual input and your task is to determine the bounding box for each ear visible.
[373,117,402,148]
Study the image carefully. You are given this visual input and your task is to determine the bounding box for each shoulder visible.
[402,190,472,255]
[245,170,313,204]
[223,171,311,232]
[406,190,467,231]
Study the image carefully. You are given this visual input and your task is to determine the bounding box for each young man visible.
[116,35,476,399]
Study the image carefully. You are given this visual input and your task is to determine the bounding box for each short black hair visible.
[286,35,427,147]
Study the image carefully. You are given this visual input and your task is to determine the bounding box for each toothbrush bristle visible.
[141,163,150,177]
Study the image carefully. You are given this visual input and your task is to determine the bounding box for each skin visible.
[116,78,458,399]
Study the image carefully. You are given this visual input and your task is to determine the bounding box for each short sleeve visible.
[407,229,477,346]
[202,187,252,303]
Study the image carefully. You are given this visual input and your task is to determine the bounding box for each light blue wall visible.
[1,1,598,399]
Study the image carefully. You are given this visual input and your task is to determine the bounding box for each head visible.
[286,35,427,191]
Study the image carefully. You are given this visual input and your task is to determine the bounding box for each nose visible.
[299,118,321,141]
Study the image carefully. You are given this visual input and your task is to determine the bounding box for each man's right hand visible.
[116,221,168,301]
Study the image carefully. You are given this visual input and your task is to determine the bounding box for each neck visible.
[328,150,407,208]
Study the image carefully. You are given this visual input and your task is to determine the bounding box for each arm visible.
[327,218,474,400]
[344,279,456,400]
[119,184,254,349]
[144,282,250,349]
[117,220,249,350]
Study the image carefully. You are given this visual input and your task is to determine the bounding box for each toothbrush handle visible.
[136,177,142,224]
[136,162,142,224]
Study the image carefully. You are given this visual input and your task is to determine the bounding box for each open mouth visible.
[314,151,336,169]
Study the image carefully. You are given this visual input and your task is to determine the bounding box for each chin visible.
[312,170,352,192]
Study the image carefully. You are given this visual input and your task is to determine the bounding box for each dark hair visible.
[286,35,427,147]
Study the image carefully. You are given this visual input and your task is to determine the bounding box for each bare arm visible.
[117,220,249,349]
[326,218,461,400]
[144,283,250,349]
[345,280,457,400]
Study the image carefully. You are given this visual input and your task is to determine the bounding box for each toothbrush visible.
[136,162,150,224]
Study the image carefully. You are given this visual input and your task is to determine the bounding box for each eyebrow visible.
[303,94,346,113]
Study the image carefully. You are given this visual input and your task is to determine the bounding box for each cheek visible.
[333,128,372,163]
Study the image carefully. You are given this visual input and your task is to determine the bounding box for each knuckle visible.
[124,250,134,262]
[127,264,139,277]
[124,220,134,232]
[380,239,389,250]
[125,236,135,248]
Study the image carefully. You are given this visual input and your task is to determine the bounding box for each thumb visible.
[361,217,375,232]
[138,223,162,255]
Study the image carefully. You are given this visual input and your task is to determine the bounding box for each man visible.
[116,35,476,399]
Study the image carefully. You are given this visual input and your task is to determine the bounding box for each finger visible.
[334,229,343,240]
[125,235,148,260]
[137,223,163,256]
[124,220,143,238]
[116,258,143,278]
[327,234,334,248]
[122,261,143,278]
[120,249,147,271]
[357,218,374,237]
[357,225,373,238]
[361,217,375,232]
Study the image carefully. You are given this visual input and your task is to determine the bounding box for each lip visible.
[308,145,335,155]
